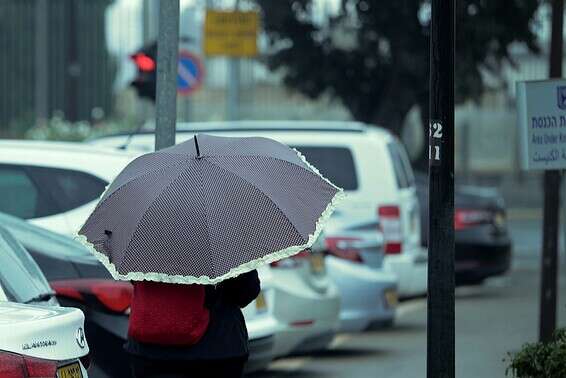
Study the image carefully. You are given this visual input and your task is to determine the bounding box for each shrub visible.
[506,328,566,378]
[24,116,134,142]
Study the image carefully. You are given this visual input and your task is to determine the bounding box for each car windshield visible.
[0,226,53,303]
[292,146,358,191]
[0,211,95,263]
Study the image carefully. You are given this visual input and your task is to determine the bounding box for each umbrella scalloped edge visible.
[74,147,346,285]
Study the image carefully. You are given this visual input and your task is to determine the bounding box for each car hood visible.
[0,301,89,360]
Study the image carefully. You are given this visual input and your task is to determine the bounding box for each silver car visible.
[322,214,399,332]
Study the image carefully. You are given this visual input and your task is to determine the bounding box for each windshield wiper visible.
[24,292,56,304]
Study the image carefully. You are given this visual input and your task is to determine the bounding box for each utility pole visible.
[155,0,180,150]
[539,0,563,343]
[227,0,241,121]
[34,0,48,126]
[427,0,455,377]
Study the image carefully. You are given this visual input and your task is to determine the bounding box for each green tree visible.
[255,0,541,167]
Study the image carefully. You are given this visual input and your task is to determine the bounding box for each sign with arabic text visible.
[516,79,566,170]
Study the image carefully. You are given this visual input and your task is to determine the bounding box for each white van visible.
[89,121,428,296]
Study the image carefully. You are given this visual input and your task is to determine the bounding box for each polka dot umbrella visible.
[77,134,344,285]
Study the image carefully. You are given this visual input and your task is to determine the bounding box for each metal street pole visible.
[427,0,455,376]
[539,0,563,343]
[227,0,241,121]
[227,59,241,120]
[155,0,180,151]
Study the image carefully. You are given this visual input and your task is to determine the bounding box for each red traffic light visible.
[131,53,155,72]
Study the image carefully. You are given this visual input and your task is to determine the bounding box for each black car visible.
[415,173,512,285]
[0,211,275,377]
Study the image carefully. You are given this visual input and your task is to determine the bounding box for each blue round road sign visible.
[177,51,204,96]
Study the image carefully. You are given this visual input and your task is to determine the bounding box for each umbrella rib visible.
[195,160,214,277]
[84,159,190,265]
[208,154,328,184]
[116,159,214,274]
[202,159,306,244]
[99,157,188,206]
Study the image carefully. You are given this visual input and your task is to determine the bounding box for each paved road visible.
[251,218,566,378]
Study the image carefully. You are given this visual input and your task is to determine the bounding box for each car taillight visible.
[0,352,57,378]
[270,250,309,268]
[454,209,492,230]
[51,279,133,314]
[324,237,363,263]
[24,356,58,378]
[378,205,403,255]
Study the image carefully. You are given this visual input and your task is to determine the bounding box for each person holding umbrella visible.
[78,134,344,378]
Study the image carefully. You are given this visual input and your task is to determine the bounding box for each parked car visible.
[0,137,342,358]
[51,278,277,377]
[89,121,428,297]
[0,226,90,377]
[415,172,512,285]
[0,212,278,376]
[0,211,109,281]
[263,250,341,357]
[0,140,136,236]
[322,215,398,331]
[0,302,90,378]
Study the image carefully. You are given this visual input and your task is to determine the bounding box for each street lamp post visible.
[539,0,563,343]
[155,0,180,151]
[427,0,455,377]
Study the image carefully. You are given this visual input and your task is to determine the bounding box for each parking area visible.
[252,217,566,377]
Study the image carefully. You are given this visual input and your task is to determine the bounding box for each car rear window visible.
[387,142,414,189]
[52,169,108,212]
[30,167,108,213]
[0,227,52,303]
[0,165,59,219]
[292,146,359,190]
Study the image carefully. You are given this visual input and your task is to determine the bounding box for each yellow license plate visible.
[385,289,398,308]
[58,362,82,378]
[310,253,325,274]
[255,291,267,312]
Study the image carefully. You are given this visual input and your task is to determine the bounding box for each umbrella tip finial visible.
[194,135,201,159]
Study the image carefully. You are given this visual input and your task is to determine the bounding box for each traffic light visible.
[130,42,157,102]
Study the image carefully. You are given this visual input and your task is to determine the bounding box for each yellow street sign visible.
[204,10,259,57]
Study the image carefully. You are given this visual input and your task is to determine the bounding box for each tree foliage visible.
[255,0,542,164]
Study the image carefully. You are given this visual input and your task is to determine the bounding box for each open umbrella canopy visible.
[77,134,344,285]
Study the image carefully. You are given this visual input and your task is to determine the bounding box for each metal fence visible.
[0,0,116,136]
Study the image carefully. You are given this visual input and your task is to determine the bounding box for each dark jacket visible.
[125,270,261,361]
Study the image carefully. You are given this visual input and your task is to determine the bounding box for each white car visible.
[89,121,428,297]
[0,302,90,378]
[0,226,90,378]
[0,140,341,358]
[0,211,279,375]
[259,250,341,357]
[241,280,279,373]
[322,215,398,332]
[0,141,136,236]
